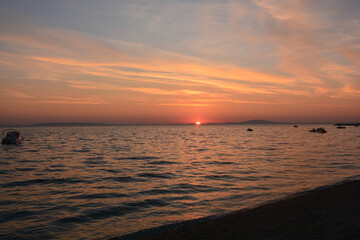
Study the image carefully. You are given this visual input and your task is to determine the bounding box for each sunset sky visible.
[1,0,359,124]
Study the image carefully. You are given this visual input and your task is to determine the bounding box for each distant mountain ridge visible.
[31,122,108,127]
[225,119,282,125]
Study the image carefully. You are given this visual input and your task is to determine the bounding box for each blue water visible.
[1,124,359,239]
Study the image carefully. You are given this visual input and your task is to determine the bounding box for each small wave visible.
[339,153,355,157]
[82,159,108,165]
[55,215,91,224]
[50,164,65,168]
[137,172,175,179]
[67,193,128,199]
[148,160,177,165]
[1,178,91,188]
[329,162,354,165]
[223,192,269,201]
[103,176,142,183]
[104,169,122,173]
[16,168,36,172]
[328,164,357,170]
[24,149,39,153]
[162,195,198,201]
[208,161,234,165]
[115,156,161,160]
[56,199,168,225]
[79,137,94,141]
[125,199,168,208]
[0,200,18,206]
[73,148,90,153]
[171,183,221,193]
[47,190,72,195]
[18,159,42,163]
[250,147,277,151]
[231,186,269,191]
[57,205,135,224]
[204,174,237,181]
[139,189,190,196]
[0,209,45,223]
[236,170,258,175]
[196,148,209,152]
[87,156,105,161]
[44,168,66,172]
[216,153,235,157]
[237,175,271,181]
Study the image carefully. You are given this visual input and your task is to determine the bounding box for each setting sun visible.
[196,121,201,125]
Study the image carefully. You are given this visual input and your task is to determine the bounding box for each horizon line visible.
[1,120,359,127]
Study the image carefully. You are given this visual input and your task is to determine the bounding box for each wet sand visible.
[116,179,360,240]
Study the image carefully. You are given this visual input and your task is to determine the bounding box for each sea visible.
[1,124,359,239]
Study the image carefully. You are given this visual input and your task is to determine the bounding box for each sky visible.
[1,0,359,124]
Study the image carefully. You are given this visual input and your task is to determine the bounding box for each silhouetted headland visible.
[334,123,360,127]
[224,119,282,125]
[31,122,108,127]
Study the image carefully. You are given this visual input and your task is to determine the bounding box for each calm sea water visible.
[1,124,359,239]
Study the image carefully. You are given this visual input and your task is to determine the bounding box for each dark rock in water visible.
[247,128,253,132]
[309,127,327,133]
[1,129,24,145]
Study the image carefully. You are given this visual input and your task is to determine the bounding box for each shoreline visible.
[113,177,360,240]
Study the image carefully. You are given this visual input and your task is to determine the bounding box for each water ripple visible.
[204,174,238,180]
[137,172,175,179]
[103,176,143,183]
[114,156,160,160]
[171,183,221,193]
[148,160,177,165]
[67,193,128,199]
[1,178,91,188]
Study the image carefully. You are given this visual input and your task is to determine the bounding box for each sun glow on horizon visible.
[196,121,201,125]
